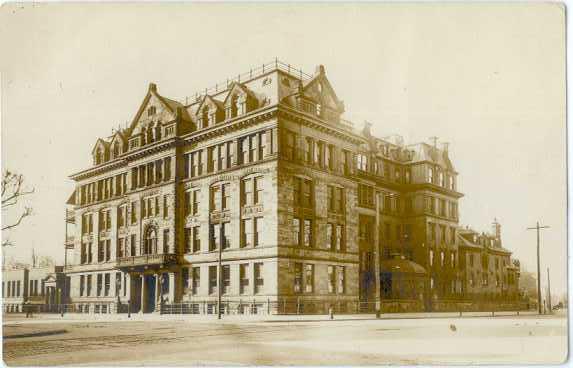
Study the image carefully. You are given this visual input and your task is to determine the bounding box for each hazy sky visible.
[0,3,566,294]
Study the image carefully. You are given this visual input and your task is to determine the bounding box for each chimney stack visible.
[149,83,157,93]
[315,65,325,76]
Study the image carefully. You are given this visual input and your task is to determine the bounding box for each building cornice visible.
[277,105,365,145]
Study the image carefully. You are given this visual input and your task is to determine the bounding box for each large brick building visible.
[63,60,521,314]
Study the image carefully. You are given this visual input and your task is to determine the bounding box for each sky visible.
[0,3,567,295]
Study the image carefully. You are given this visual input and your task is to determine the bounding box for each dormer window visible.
[231,95,239,118]
[95,148,103,165]
[201,106,209,128]
[112,142,120,158]
[147,106,156,117]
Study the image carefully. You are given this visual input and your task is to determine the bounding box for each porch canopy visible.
[380,255,427,300]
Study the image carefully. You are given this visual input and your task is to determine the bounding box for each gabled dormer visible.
[298,65,345,123]
[92,138,110,166]
[126,83,192,151]
[223,82,259,120]
[195,95,225,129]
[109,130,127,159]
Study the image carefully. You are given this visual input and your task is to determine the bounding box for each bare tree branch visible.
[2,170,34,246]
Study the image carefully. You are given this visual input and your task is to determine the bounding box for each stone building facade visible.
[64,60,522,314]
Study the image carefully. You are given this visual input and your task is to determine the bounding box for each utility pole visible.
[526,222,550,315]
[547,267,552,313]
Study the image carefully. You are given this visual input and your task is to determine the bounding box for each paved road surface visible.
[2,312,568,366]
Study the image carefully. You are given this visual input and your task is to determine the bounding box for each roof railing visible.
[181,58,314,105]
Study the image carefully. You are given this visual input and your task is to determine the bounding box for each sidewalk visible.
[3,310,544,325]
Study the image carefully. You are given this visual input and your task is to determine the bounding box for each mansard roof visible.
[407,142,456,171]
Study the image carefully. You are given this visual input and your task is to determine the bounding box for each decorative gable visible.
[109,131,127,159]
[222,82,259,119]
[302,66,345,113]
[195,95,225,129]
[91,138,110,165]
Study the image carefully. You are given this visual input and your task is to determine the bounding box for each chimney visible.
[362,121,372,138]
[315,65,325,76]
[441,142,449,153]
[149,83,157,93]
[492,218,502,243]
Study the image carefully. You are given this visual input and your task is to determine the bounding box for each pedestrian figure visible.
[329,305,334,320]
[25,301,31,318]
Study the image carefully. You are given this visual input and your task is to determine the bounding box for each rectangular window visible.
[328,265,335,293]
[163,195,169,218]
[208,266,217,295]
[222,265,230,295]
[131,202,137,224]
[336,224,344,251]
[258,132,266,160]
[304,264,314,293]
[222,184,230,211]
[337,266,345,294]
[254,263,264,294]
[230,263,246,297]
[293,217,301,246]
[303,219,312,247]
[302,180,312,208]
[87,275,92,296]
[80,275,85,296]
[221,222,230,249]
[192,226,201,252]
[98,241,105,263]
[182,268,189,291]
[192,267,200,295]
[243,178,253,206]
[326,223,333,250]
[184,228,191,253]
[105,240,111,262]
[254,217,262,247]
[211,186,221,212]
[208,146,216,173]
[242,219,253,248]
[294,263,302,293]
[104,273,110,296]
[117,238,124,259]
[210,223,220,251]
[241,136,249,164]
[97,274,103,296]
[254,177,263,204]
[163,157,171,180]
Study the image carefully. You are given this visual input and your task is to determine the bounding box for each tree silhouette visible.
[2,170,34,246]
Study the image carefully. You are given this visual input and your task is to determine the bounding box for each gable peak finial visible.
[315,65,325,76]
[149,83,157,93]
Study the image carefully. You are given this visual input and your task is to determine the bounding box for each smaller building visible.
[2,264,68,313]
[458,220,521,301]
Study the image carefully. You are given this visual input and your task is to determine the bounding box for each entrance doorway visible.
[143,274,156,313]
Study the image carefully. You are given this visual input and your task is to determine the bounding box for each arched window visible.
[144,227,157,255]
